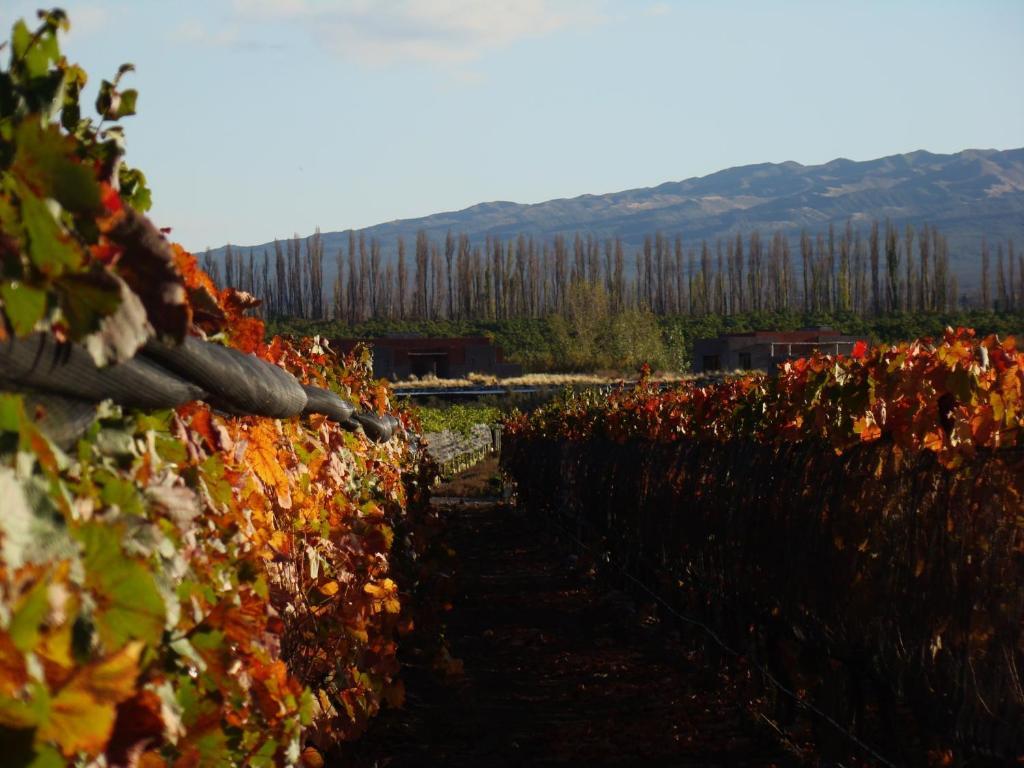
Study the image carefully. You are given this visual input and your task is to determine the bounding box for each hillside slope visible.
[214,147,1024,287]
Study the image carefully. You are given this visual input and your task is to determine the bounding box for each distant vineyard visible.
[503,330,1024,760]
[506,328,1022,456]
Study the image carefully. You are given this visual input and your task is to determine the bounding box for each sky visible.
[2,0,1023,252]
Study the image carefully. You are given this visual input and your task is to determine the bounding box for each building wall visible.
[692,332,861,374]
[334,336,522,380]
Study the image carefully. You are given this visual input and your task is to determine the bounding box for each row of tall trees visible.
[202,223,1019,323]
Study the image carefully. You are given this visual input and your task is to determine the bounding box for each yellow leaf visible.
[347,627,369,644]
[40,687,118,756]
[247,421,292,509]
[79,640,143,700]
[268,530,290,556]
[37,618,75,680]
[923,430,944,452]
[38,641,142,757]
[363,579,397,599]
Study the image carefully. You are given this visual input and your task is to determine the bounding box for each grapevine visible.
[503,333,1024,759]
[0,12,424,766]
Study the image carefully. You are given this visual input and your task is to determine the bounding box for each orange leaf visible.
[230,316,265,354]
[923,430,944,452]
[246,421,292,509]
[301,746,325,768]
[186,406,216,451]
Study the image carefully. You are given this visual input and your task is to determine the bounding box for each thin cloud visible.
[171,19,240,46]
[169,19,285,51]
[66,4,110,39]
[232,0,606,66]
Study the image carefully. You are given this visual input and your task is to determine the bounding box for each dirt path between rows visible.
[348,499,800,767]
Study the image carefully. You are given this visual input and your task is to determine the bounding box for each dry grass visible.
[391,370,696,390]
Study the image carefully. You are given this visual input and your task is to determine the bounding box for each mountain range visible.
[213,147,1024,288]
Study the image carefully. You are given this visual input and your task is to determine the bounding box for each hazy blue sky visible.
[3,1,1022,251]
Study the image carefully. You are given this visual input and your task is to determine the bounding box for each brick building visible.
[692,328,863,373]
[333,335,522,380]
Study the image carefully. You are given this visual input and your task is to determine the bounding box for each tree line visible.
[203,222,1020,324]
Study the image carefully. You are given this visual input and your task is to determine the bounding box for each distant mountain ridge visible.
[213,147,1024,287]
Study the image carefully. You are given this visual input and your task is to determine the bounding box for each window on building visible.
[738,352,752,369]
[702,355,721,371]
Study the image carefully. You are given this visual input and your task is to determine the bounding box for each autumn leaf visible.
[300,745,326,768]
[228,316,265,355]
[38,642,143,757]
[105,690,167,765]
[364,580,400,614]
[186,405,216,452]
[246,420,292,509]
[0,633,29,698]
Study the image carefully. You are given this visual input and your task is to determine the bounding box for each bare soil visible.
[345,494,801,767]
[431,455,502,498]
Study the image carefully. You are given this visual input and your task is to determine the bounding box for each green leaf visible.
[135,410,172,433]
[0,394,25,432]
[0,193,25,253]
[55,269,121,327]
[945,369,976,405]
[18,184,82,274]
[199,454,232,506]
[0,281,47,335]
[249,738,279,767]
[10,20,31,59]
[77,523,165,649]
[13,121,102,215]
[59,64,87,132]
[98,474,145,516]
[118,165,151,212]
[95,80,116,120]
[116,89,137,119]
[194,726,231,767]
[25,745,65,768]
[0,683,49,730]
[154,435,187,464]
[9,575,50,652]
[11,21,49,80]
[10,18,66,113]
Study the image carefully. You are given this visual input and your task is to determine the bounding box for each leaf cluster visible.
[0,247,421,765]
[414,402,502,436]
[1,11,154,361]
[508,327,1024,465]
[0,13,426,766]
